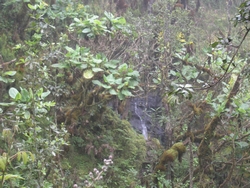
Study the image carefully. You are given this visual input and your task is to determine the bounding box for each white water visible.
[134,102,148,140]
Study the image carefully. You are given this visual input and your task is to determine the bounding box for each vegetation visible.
[1,0,250,187]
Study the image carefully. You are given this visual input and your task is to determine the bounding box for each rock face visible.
[128,92,165,143]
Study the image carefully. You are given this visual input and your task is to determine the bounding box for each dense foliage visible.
[1,0,250,187]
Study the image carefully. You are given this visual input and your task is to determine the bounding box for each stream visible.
[134,102,148,140]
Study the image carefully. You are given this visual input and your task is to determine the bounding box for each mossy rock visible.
[65,107,147,187]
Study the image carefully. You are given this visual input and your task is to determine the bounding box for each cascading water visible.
[134,102,148,140]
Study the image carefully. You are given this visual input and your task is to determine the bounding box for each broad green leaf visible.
[92,58,102,64]
[3,71,16,76]
[65,46,75,53]
[117,82,126,89]
[121,89,132,96]
[92,80,111,89]
[0,102,15,106]
[104,74,116,84]
[82,28,91,33]
[36,88,43,97]
[104,11,114,20]
[83,69,94,79]
[127,70,139,77]
[211,41,219,48]
[21,151,28,164]
[41,91,51,99]
[30,153,35,162]
[27,4,37,10]
[29,88,34,100]
[80,64,88,69]
[92,67,103,72]
[92,80,103,86]
[17,152,22,161]
[115,78,123,85]
[109,89,118,95]
[1,174,24,181]
[236,141,249,148]
[15,93,22,101]
[51,63,68,69]
[24,111,30,119]
[118,63,128,71]
[73,17,81,22]
[0,76,8,83]
[104,60,119,69]
[0,157,6,171]
[20,88,30,102]
[117,92,125,100]
[9,87,19,99]
[128,80,139,88]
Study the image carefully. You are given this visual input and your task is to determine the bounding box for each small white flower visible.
[102,165,108,171]
[89,172,93,178]
[94,169,99,175]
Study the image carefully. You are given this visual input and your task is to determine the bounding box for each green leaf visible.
[121,89,132,96]
[1,174,24,181]
[117,92,125,100]
[17,152,21,161]
[51,63,68,69]
[109,89,118,95]
[80,64,88,69]
[82,28,91,33]
[36,88,44,97]
[73,18,81,22]
[24,111,30,119]
[0,157,6,171]
[0,76,8,83]
[27,4,37,10]
[65,46,75,53]
[29,88,34,100]
[9,87,20,99]
[104,60,119,69]
[211,41,219,48]
[21,152,28,164]
[118,63,128,72]
[20,88,30,102]
[127,70,139,77]
[15,93,22,101]
[41,91,51,99]
[104,11,114,20]
[30,153,35,162]
[92,67,103,72]
[3,71,16,76]
[236,141,249,148]
[92,80,111,89]
[0,102,15,106]
[92,58,102,64]
[115,78,123,85]
[104,74,116,84]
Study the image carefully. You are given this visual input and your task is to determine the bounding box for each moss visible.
[172,142,186,154]
[64,107,147,187]
[154,142,186,173]
[0,34,15,61]
[62,146,97,177]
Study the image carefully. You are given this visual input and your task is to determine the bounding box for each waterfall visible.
[134,102,148,140]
